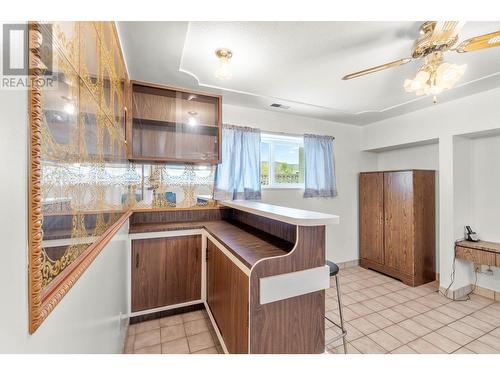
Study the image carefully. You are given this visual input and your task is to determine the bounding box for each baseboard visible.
[473,285,500,302]
[336,259,359,269]
[439,284,473,300]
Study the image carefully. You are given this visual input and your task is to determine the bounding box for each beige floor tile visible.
[435,305,466,320]
[407,338,445,354]
[160,314,184,327]
[364,312,393,329]
[348,302,374,316]
[192,346,219,354]
[403,300,432,314]
[398,319,432,337]
[446,301,477,315]
[422,310,455,325]
[391,345,417,354]
[477,334,500,351]
[182,310,205,323]
[362,288,382,299]
[386,292,409,304]
[348,291,370,302]
[459,315,495,332]
[392,305,420,319]
[340,294,357,306]
[384,324,418,344]
[465,339,500,354]
[361,299,386,312]
[381,308,407,323]
[134,319,161,334]
[447,320,485,339]
[473,309,500,326]
[436,326,474,346]
[376,295,399,308]
[162,337,190,354]
[134,344,161,354]
[341,307,360,321]
[349,317,378,335]
[452,347,475,354]
[415,296,442,309]
[134,329,161,350]
[185,318,210,336]
[490,327,500,338]
[187,331,215,352]
[344,323,364,341]
[350,336,386,354]
[422,331,461,353]
[368,330,402,351]
[160,323,185,343]
[412,314,444,331]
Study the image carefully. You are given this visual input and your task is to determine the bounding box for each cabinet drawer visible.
[455,246,496,266]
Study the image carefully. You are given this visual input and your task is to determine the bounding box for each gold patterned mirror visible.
[28,21,217,334]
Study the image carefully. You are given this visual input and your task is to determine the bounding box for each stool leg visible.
[335,274,348,354]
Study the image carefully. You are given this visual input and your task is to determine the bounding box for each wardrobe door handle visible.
[135,253,139,268]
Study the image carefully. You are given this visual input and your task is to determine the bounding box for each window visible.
[260,133,304,188]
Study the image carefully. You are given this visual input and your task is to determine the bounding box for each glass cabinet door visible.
[131,83,221,163]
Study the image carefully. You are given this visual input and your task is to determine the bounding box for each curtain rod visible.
[262,129,335,140]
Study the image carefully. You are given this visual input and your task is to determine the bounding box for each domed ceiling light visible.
[215,48,233,80]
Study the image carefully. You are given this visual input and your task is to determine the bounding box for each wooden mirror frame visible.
[27,21,131,334]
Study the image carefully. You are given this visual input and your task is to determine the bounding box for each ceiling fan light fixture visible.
[215,48,233,80]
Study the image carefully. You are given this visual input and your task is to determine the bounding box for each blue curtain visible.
[214,124,261,200]
[303,134,337,198]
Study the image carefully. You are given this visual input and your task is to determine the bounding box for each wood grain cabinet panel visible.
[207,240,249,353]
[359,170,435,286]
[455,246,496,267]
[131,235,201,312]
[359,172,384,265]
[384,171,415,275]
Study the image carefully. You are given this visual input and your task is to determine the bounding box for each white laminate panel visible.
[129,229,203,240]
[259,265,330,304]
[221,200,340,226]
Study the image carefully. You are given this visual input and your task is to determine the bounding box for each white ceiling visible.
[117,21,500,125]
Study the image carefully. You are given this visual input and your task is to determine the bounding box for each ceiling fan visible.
[342,21,500,102]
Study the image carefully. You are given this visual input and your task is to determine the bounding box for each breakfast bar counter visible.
[128,201,339,353]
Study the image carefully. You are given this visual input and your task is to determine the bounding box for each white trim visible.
[204,302,229,354]
[129,228,203,240]
[259,265,330,304]
[129,299,204,318]
[204,232,251,276]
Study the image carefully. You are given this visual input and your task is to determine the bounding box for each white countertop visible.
[221,200,340,226]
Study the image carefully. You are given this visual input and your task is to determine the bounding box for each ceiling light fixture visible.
[215,48,233,80]
[404,52,466,103]
[187,111,198,126]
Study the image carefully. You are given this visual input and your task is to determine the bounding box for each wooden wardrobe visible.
[359,170,436,287]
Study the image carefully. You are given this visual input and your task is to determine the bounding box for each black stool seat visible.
[327,260,339,277]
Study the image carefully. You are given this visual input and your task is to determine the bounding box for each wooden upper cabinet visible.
[359,172,384,265]
[128,81,222,163]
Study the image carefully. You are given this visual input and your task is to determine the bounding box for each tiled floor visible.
[123,266,500,354]
[124,309,223,354]
[325,266,500,354]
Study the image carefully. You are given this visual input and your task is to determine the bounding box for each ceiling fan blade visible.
[431,21,465,41]
[455,30,500,53]
[342,58,412,80]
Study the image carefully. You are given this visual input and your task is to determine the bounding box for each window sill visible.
[262,185,304,190]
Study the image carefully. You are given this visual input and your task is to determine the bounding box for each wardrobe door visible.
[384,171,415,275]
[359,173,384,265]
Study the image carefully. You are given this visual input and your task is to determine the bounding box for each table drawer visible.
[455,246,496,266]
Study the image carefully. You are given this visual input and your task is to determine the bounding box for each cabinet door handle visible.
[135,253,139,268]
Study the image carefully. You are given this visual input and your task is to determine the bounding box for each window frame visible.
[260,133,305,190]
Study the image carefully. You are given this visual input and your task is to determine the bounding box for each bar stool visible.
[325,260,347,353]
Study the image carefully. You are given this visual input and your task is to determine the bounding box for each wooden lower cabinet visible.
[207,239,249,353]
[131,235,202,312]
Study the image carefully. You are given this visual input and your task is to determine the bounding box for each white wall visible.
[0,86,129,353]
[223,104,372,264]
[469,134,500,290]
[361,87,500,293]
